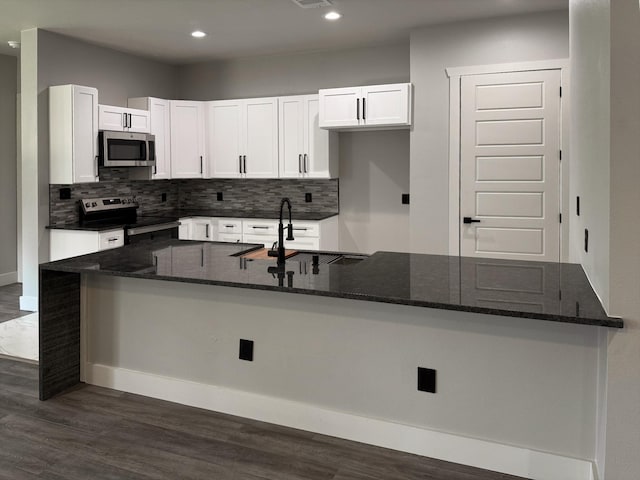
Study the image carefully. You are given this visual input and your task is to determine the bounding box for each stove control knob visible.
[92,202,97,207]
[85,202,90,208]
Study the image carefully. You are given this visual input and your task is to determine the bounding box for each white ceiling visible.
[0,0,568,64]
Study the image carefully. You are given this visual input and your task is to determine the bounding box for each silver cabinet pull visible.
[123,112,128,128]
[299,154,302,173]
[239,155,242,174]
[243,155,247,174]
[304,153,308,173]
[205,223,209,238]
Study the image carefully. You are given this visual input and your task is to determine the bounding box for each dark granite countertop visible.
[47,211,338,231]
[40,239,622,328]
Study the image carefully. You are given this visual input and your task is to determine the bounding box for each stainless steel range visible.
[80,196,179,244]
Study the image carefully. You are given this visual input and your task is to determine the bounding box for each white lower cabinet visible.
[178,216,338,251]
[50,229,124,261]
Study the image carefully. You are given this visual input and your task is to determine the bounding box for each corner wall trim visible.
[0,271,18,287]
[19,295,38,312]
[85,363,594,480]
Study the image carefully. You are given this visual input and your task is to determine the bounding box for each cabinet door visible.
[170,101,205,178]
[191,219,214,241]
[362,83,411,127]
[278,96,304,178]
[244,98,278,178]
[178,218,192,239]
[318,87,360,128]
[73,86,99,183]
[128,108,151,133]
[303,95,332,178]
[207,101,243,178]
[148,98,171,179]
[98,104,126,131]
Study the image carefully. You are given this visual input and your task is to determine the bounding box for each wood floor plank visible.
[0,357,531,480]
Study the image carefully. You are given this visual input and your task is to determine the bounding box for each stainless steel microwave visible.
[99,130,156,167]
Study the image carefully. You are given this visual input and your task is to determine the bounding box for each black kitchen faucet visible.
[267,197,295,266]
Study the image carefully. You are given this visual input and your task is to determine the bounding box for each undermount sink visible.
[232,248,368,266]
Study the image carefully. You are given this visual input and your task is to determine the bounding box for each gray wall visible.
[409,10,569,254]
[87,276,600,462]
[176,43,409,100]
[603,1,640,478]
[339,131,410,254]
[20,29,178,307]
[0,54,17,282]
[177,43,411,254]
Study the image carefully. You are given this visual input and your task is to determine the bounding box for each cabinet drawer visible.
[290,222,319,237]
[217,219,243,235]
[218,233,242,243]
[243,219,278,236]
[285,237,320,251]
[98,229,124,250]
[243,234,278,248]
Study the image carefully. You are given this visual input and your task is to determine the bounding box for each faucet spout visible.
[268,197,294,266]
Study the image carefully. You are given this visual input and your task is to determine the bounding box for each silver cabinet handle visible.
[293,228,308,231]
[205,224,209,238]
[129,113,132,128]
[243,155,247,174]
[94,155,99,178]
[123,112,128,128]
[225,224,234,228]
[239,155,242,174]
[304,153,308,173]
[107,237,119,242]
[252,226,269,229]
[200,156,203,174]
[299,154,302,173]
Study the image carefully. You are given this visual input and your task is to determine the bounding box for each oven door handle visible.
[127,221,180,236]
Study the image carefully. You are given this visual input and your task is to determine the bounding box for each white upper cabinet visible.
[318,83,412,130]
[170,101,206,178]
[207,100,243,178]
[279,94,338,179]
[207,97,278,179]
[49,84,99,184]
[98,104,150,133]
[128,97,172,180]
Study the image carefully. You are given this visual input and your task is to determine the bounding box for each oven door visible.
[100,131,156,167]
[126,222,179,244]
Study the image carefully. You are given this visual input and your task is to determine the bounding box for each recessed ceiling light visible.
[324,11,341,20]
[191,30,207,38]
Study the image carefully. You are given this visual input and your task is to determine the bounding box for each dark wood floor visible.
[0,357,528,480]
[0,283,30,324]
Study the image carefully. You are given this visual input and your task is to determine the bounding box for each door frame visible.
[446,59,570,262]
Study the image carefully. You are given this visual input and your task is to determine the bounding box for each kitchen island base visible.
[76,274,600,480]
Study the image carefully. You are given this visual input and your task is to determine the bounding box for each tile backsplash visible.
[178,178,339,213]
[49,168,339,225]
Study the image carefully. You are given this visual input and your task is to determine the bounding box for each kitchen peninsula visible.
[39,239,620,479]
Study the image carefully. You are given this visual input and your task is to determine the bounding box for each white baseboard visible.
[0,271,18,287]
[85,363,594,480]
[19,295,38,312]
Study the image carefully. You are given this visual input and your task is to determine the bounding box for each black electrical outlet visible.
[59,187,71,200]
[576,196,580,216]
[239,339,254,361]
[417,367,436,393]
[402,194,410,205]
[161,193,167,202]
[305,193,312,203]
[584,228,589,253]
[217,192,223,201]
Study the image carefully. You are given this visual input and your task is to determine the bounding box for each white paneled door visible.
[460,69,561,262]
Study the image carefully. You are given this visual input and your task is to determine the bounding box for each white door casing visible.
[459,69,562,262]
